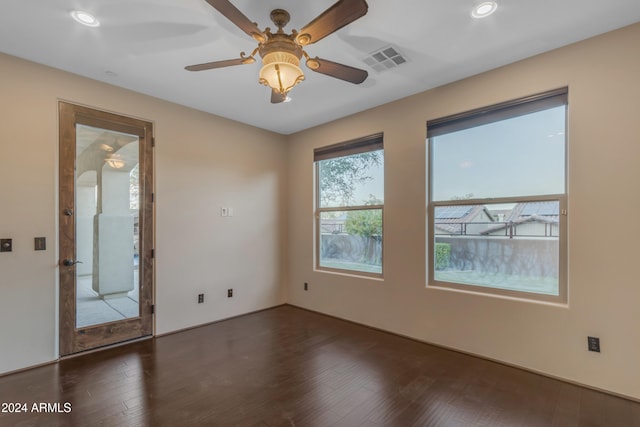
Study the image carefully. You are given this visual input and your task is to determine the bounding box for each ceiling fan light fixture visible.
[259,51,305,95]
[472,2,498,18]
[104,154,125,169]
[70,10,100,27]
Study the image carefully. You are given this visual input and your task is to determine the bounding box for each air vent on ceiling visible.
[363,46,407,73]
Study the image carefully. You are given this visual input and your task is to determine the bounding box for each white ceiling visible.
[2,0,639,134]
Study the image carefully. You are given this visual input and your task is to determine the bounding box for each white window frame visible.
[427,88,568,303]
[314,133,384,278]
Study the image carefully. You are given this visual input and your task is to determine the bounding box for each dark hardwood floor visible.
[0,305,638,426]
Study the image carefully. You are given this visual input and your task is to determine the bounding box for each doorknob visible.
[62,259,83,266]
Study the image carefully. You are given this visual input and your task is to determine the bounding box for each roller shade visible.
[427,87,568,138]
[314,132,383,162]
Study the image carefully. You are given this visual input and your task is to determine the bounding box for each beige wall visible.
[287,23,640,400]
[0,52,288,373]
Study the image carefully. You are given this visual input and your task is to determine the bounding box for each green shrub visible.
[435,243,451,270]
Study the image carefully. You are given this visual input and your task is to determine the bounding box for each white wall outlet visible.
[220,207,229,217]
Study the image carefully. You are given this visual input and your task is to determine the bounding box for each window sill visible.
[426,282,569,307]
[315,267,384,282]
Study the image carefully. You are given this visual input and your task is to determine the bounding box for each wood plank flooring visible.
[0,305,638,426]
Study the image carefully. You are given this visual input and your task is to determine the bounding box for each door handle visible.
[62,259,83,266]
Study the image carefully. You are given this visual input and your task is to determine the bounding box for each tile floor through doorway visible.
[75,269,139,328]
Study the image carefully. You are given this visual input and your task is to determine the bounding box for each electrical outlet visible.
[227,288,233,298]
[34,237,46,251]
[587,336,600,352]
[304,282,308,291]
[0,239,12,252]
[198,293,204,303]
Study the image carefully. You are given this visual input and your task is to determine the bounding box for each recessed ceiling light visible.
[70,10,100,27]
[472,2,498,19]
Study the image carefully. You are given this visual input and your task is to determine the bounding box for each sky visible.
[319,104,565,209]
[430,106,566,202]
[352,158,384,204]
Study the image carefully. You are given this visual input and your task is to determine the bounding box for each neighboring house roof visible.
[481,201,559,235]
[434,201,560,235]
[505,201,559,222]
[434,205,494,234]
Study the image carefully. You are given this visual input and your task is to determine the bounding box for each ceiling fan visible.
[185,0,369,103]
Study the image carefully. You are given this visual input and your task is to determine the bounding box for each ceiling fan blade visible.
[307,58,368,84]
[185,58,245,71]
[204,0,265,42]
[296,0,368,45]
[271,90,287,104]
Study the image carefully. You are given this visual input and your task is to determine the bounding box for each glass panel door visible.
[59,102,153,355]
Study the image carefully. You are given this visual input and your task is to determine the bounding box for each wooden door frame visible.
[58,101,154,356]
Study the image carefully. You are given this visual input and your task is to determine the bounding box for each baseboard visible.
[0,359,58,378]
[285,303,640,404]
[155,303,287,338]
[60,335,154,360]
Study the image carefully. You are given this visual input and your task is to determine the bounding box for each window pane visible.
[319,209,382,274]
[318,150,384,208]
[433,201,560,296]
[431,106,565,201]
